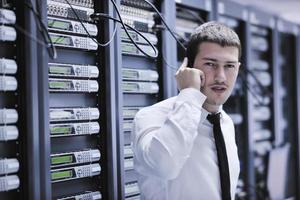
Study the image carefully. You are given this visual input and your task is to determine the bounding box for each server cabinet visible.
[266,18,299,200]
[247,8,276,199]
[175,0,212,64]
[0,1,23,199]
[34,0,115,199]
[174,0,212,97]
[215,1,254,199]
[117,0,162,199]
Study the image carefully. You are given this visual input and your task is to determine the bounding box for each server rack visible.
[0,1,300,200]
[215,1,253,199]
[35,0,117,199]
[116,0,162,199]
[266,18,299,199]
[0,1,22,199]
[174,0,212,97]
[247,7,276,199]
[175,0,212,64]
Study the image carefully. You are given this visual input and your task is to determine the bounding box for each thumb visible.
[180,57,188,69]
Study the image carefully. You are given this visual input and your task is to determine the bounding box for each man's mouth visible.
[211,85,227,93]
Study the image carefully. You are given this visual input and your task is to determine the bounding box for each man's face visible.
[193,42,240,109]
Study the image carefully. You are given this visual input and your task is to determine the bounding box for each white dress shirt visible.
[132,88,240,200]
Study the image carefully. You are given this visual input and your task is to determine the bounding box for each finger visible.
[180,57,188,69]
[176,57,188,75]
[200,71,205,87]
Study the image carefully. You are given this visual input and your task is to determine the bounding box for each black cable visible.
[239,69,267,106]
[154,24,189,45]
[241,67,273,107]
[25,0,57,59]
[244,68,273,98]
[176,7,205,24]
[91,14,159,60]
[91,13,158,59]
[109,0,158,58]
[141,0,186,51]
[63,0,117,47]
[0,10,49,49]
[91,12,183,72]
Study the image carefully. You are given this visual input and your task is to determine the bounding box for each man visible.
[132,21,241,200]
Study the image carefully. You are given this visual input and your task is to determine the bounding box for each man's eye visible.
[206,62,215,67]
[225,64,235,68]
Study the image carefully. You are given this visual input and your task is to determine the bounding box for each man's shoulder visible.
[135,96,177,119]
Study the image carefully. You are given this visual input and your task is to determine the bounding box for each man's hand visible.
[175,57,205,91]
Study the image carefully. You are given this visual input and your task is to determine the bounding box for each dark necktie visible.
[207,113,231,200]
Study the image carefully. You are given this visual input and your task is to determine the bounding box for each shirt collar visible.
[201,106,224,124]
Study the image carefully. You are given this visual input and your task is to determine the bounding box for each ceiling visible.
[230,0,300,24]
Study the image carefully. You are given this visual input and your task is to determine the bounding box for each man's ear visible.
[237,62,241,70]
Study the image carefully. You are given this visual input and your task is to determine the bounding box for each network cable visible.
[64,0,158,58]
[90,12,158,58]
[141,0,187,52]
[25,0,57,59]
[239,67,273,106]
[176,7,205,24]
[109,0,158,58]
[64,0,117,47]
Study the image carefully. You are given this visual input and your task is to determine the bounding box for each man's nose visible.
[214,66,226,83]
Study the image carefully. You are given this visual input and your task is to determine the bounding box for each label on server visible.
[124,145,133,158]
[218,16,239,28]
[50,33,98,50]
[125,182,140,197]
[121,42,156,57]
[121,28,157,45]
[0,175,20,192]
[253,106,271,121]
[120,5,154,32]
[253,71,272,87]
[48,17,97,36]
[0,76,18,91]
[50,122,99,137]
[251,35,268,51]
[123,107,141,119]
[49,78,98,92]
[57,191,102,200]
[251,59,269,70]
[47,1,94,21]
[124,158,134,171]
[122,68,158,81]
[122,81,159,94]
[49,63,99,78]
[250,25,268,36]
[51,149,101,167]
[49,0,94,8]
[0,26,16,41]
[0,125,19,141]
[176,18,199,40]
[0,58,17,74]
[0,109,18,124]
[49,107,99,122]
[123,120,133,132]
[0,158,19,175]
[0,9,16,24]
[253,129,272,141]
[51,163,101,183]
